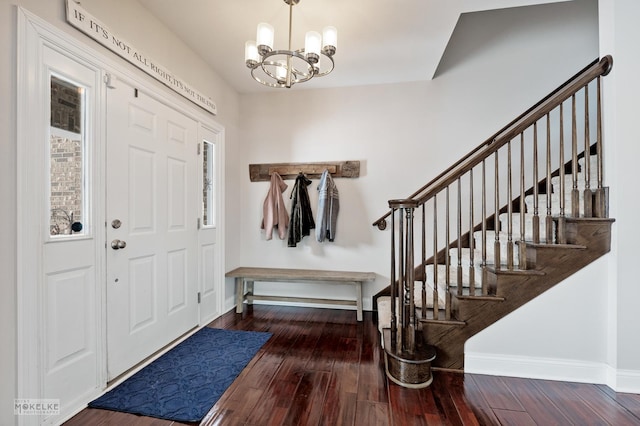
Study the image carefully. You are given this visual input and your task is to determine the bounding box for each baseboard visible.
[465,352,640,393]
[605,365,640,393]
[465,352,609,385]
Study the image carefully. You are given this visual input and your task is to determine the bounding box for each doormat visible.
[88,327,272,422]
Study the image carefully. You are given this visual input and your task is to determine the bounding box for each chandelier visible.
[244,0,337,89]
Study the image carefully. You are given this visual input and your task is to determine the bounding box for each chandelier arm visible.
[250,67,287,88]
[252,57,313,89]
[261,50,315,83]
[313,52,335,78]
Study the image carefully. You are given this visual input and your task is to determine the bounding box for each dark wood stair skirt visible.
[382,328,436,388]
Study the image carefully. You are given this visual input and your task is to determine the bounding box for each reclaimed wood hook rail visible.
[249,160,361,182]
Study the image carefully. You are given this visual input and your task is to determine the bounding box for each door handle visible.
[111,239,127,250]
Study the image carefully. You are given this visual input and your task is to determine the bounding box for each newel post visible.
[388,199,419,353]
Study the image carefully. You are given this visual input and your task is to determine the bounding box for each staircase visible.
[372,56,614,387]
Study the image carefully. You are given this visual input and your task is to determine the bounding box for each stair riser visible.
[467,238,522,265]
[497,215,555,243]
[451,298,503,323]
[524,192,598,216]
[564,219,614,249]
[425,264,482,288]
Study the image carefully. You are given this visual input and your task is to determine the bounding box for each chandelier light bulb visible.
[304,31,321,64]
[322,26,337,56]
[245,41,259,68]
[256,22,274,55]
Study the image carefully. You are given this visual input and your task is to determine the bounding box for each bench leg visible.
[355,281,363,321]
[246,280,254,306]
[235,277,244,314]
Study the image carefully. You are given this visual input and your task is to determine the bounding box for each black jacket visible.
[288,173,315,247]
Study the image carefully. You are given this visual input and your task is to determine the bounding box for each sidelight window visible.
[49,75,88,237]
[202,140,216,227]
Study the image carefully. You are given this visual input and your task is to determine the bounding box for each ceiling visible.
[137,0,571,94]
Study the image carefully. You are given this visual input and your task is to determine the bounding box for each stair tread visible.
[415,307,465,324]
[451,292,505,301]
[476,229,554,244]
[524,242,587,249]
[485,266,546,275]
[420,318,466,326]
[562,216,615,223]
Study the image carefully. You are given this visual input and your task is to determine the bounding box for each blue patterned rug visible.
[88,328,271,422]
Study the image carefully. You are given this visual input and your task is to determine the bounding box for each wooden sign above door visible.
[65,0,217,115]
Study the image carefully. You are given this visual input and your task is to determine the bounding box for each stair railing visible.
[377,56,613,353]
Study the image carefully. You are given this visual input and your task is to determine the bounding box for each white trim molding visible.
[466,352,640,393]
[605,365,640,394]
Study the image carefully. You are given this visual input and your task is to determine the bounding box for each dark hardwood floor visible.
[65,305,640,425]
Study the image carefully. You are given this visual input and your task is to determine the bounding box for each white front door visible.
[105,79,199,380]
[198,126,223,324]
[39,44,103,418]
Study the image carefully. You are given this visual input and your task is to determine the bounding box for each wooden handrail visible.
[372,56,613,228]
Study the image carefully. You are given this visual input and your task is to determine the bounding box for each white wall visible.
[599,0,640,390]
[0,2,17,424]
[237,0,603,382]
[466,0,640,392]
[0,0,240,424]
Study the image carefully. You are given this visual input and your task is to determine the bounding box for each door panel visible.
[129,148,156,232]
[168,158,187,229]
[128,255,156,332]
[168,249,188,313]
[106,80,198,380]
[45,266,95,370]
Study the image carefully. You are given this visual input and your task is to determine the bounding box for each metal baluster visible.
[432,197,439,318]
[421,204,426,320]
[583,84,593,218]
[546,113,554,243]
[469,170,476,294]
[557,103,567,244]
[445,187,452,319]
[482,159,488,294]
[405,205,415,353]
[572,94,580,217]
[457,177,463,295]
[595,76,605,218]
[390,207,397,349]
[494,152,501,268]
[398,207,405,350]
[507,141,514,269]
[519,133,527,269]
[532,122,540,243]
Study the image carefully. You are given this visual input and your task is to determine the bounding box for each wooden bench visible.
[225,267,376,321]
